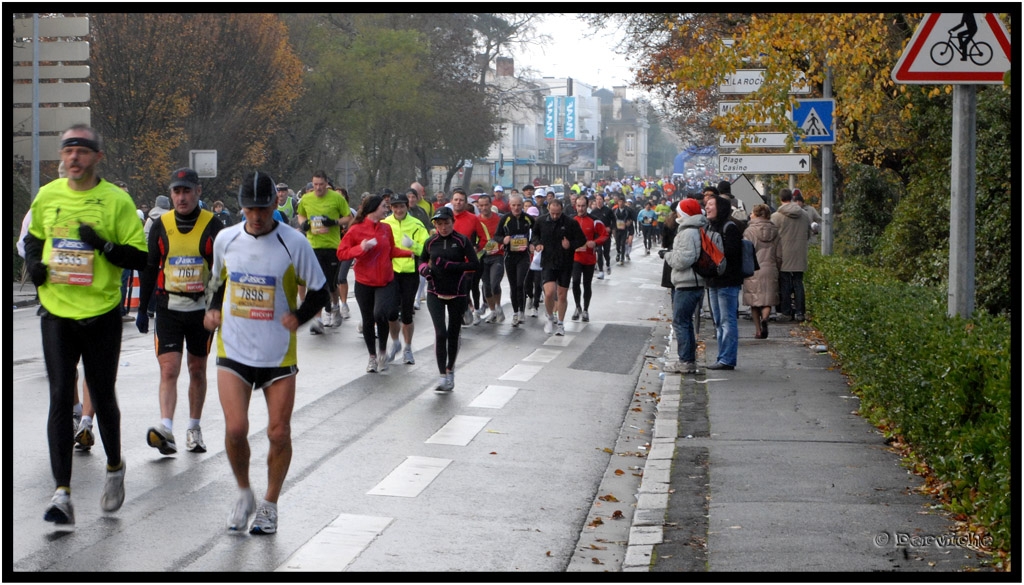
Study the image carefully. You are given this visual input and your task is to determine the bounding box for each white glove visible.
[401,234,414,248]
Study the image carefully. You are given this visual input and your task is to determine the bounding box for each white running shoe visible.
[529,307,539,318]
[495,308,505,323]
[341,304,351,320]
[572,307,581,321]
[100,460,126,512]
[511,312,521,327]
[309,318,325,335]
[330,304,342,327]
[44,488,75,526]
[484,310,497,324]
[596,270,605,280]
[544,315,554,335]
[186,427,207,453]
[227,490,255,531]
[75,419,94,452]
[384,343,400,367]
[366,355,379,373]
[555,322,565,336]
[249,502,278,535]
[146,425,177,455]
[581,310,590,322]
[403,346,415,365]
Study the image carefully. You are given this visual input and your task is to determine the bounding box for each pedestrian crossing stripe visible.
[800,108,829,136]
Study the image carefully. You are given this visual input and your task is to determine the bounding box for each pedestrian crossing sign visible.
[791,99,835,145]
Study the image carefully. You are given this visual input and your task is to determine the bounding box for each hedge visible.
[805,251,1011,560]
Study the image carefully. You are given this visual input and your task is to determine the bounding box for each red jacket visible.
[453,209,483,248]
[476,212,503,257]
[337,219,413,287]
[573,213,609,266]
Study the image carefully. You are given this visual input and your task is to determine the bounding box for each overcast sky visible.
[515,14,639,98]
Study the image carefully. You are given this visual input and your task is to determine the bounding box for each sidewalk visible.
[13,279,38,309]
[630,307,993,572]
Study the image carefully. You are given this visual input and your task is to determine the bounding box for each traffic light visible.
[566,77,573,96]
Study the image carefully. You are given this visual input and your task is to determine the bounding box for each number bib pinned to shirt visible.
[229,272,276,320]
[49,238,94,286]
[166,256,205,293]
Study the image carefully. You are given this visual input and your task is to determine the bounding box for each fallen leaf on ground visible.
[598,494,619,502]
[611,510,624,519]
[592,558,603,565]
[588,543,607,550]
[614,469,625,476]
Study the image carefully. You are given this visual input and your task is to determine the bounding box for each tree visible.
[89,13,303,204]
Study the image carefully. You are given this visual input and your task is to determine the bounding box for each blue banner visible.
[563,97,576,140]
[545,96,556,140]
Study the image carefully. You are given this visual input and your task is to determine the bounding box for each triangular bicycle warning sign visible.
[892,13,1011,84]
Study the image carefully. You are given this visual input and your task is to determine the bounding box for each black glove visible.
[321,216,337,227]
[300,221,311,233]
[418,262,431,278]
[29,262,48,287]
[136,311,150,334]
[78,223,107,251]
[658,249,666,259]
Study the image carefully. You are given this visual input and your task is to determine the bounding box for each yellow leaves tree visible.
[661,13,923,168]
[90,13,303,202]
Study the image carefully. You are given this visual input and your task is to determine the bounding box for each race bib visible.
[483,240,500,255]
[229,272,276,320]
[49,238,94,286]
[311,216,329,235]
[166,256,205,293]
[616,219,626,230]
[509,235,528,252]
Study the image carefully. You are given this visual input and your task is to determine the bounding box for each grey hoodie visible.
[665,211,707,289]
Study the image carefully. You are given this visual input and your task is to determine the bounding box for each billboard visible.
[557,141,596,170]
[545,96,556,140]
[563,97,576,140]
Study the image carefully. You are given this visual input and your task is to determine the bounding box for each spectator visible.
[771,189,812,322]
[704,193,745,370]
[742,204,781,339]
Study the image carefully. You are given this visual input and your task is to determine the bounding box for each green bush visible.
[806,251,1012,558]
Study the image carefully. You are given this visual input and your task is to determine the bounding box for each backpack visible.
[693,227,726,278]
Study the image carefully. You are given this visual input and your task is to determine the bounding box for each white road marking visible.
[498,364,543,381]
[277,514,393,572]
[425,415,491,446]
[366,456,451,498]
[522,348,562,363]
[469,385,519,409]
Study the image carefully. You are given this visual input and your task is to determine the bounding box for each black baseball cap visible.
[238,171,277,208]
[170,168,199,189]
[431,207,454,222]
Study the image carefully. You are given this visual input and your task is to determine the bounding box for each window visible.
[625,133,636,156]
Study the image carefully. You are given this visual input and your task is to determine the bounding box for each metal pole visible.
[821,66,834,255]
[948,84,976,318]
[31,13,41,199]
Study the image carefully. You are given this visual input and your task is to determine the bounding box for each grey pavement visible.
[13,278,996,573]
[631,301,994,573]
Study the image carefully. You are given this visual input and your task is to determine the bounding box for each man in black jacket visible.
[530,198,586,336]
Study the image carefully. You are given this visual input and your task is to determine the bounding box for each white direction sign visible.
[718,101,793,125]
[719,133,790,148]
[719,69,810,94]
[719,153,811,174]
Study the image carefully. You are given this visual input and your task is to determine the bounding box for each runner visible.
[450,188,483,325]
[475,194,506,323]
[136,168,223,455]
[26,124,146,526]
[494,194,534,326]
[530,198,587,336]
[204,170,329,534]
[381,192,429,365]
[570,196,609,322]
[337,193,414,372]
[589,194,615,278]
[420,207,480,391]
[295,171,351,332]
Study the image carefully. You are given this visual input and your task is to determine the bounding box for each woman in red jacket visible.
[570,195,609,322]
[337,193,413,373]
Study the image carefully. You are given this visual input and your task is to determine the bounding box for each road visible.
[11,243,671,573]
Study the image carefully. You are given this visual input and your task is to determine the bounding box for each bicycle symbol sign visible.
[892,13,1011,85]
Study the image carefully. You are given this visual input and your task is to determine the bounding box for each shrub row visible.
[805,251,1011,558]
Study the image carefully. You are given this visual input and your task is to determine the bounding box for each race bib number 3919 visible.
[229,272,276,320]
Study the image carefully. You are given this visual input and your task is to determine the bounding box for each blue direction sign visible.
[791,99,835,144]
